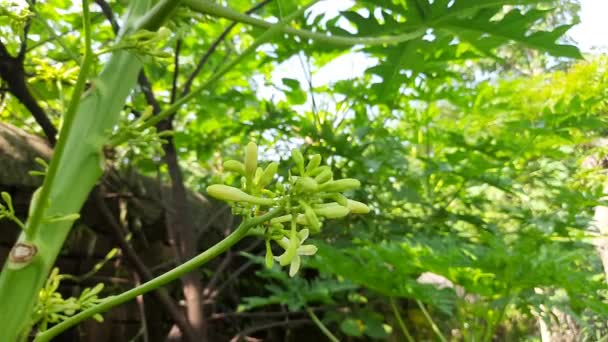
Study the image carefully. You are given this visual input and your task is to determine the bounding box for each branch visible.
[94,0,120,33]
[183,0,425,46]
[0,40,57,145]
[35,209,283,341]
[17,0,35,61]
[181,0,271,96]
[170,39,182,103]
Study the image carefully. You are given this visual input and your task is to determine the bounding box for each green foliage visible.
[237,252,357,312]
[31,268,105,332]
[1,0,606,340]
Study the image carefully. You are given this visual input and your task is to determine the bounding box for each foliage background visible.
[1,0,607,340]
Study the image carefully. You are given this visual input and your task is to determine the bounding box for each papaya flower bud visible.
[314,205,350,219]
[244,142,258,181]
[207,184,274,205]
[319,179,361,192]
[306,154,322,174]
[254,167,263,185]
[314,169,333,184]
[291,149,305,175]
[331,193,349,207]
[309,165,330,177]
[304,206,322,233]
[258,162,278,188]
[223,160,245,175]
[295,177,318,193]
[347,199,371,214]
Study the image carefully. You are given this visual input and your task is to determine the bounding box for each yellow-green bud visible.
[245,142,258,180]
[304,206,322,233]
[314,205,350,219]
[331,194,349,206]
[347,200,370,214]
[1,192,12,212]
[306,154,322,174]
[309,166,330,176]
[314,202,341,208]
[314,169,332,184]
[320,179,361,192]
[295,177,318,193]
[254,167,263,185]
[259,162,278,188]
[291,149,305,174]
[207,184,274,205]
[223,160,245,175]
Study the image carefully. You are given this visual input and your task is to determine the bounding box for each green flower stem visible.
[123,0,320,140]
[416,300,447,342]
[183,0,426,46]
[0,1,182,340]
[34,208,282,342]
[306,307,339,342]
[390,297,415,342]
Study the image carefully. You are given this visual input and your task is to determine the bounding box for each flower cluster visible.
[207,142,369,276]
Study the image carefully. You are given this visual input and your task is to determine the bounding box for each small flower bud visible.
[223,160,245,175]
[306,154,322,174]
[314,169,332,184]
[295,177,318,193]
[1,192,13,212]
[314,205,350,219]
[258,162,278,188]
[245,142,258,180]
[309,166,330,176]
[207,184,274,205]
[291,149,305,174]
[304,206,322,233]
[347,199,370,214]
[319,179,361,192]
[329,194,349,206]
[254,167,263,185]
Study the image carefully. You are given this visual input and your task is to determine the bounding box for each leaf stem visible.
[416,300,447,342]
[34,208,282,341]
[306,307,339,342]
[26,0,94,239]
[390,297,415,342]
[183,0,425,46]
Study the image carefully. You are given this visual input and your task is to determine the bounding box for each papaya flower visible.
[275,229,317,277]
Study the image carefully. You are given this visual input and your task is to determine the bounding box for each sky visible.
[570,0,608,51]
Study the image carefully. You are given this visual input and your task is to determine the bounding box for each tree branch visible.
[170,39,182,104]
[94,0,120,33]
[181,0,271,97]
[0,40,57,145]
